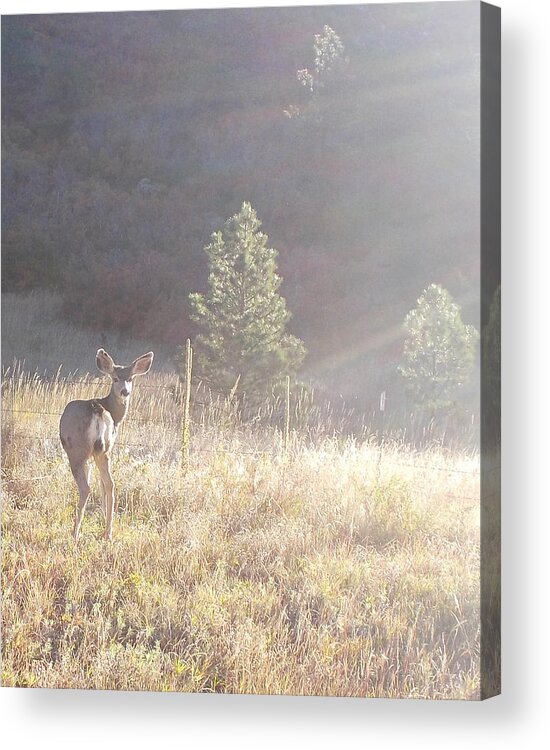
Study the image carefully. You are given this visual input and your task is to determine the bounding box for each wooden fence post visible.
[283,375,291,454]
[181,338,193,471]
[376,390,386,483]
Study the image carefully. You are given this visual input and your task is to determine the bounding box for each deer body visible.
[60,349,153,540]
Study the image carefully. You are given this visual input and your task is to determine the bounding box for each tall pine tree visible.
[187,202,306,398]
[398,284,478,414]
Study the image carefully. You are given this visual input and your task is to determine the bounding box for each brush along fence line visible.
[2,341,482,494]
[2,402,482,475]
[3,334,480,451]
[2,413,482,501]
[2,387,479,453]
[1,416,483,477]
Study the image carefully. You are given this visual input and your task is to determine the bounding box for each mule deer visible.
[60,349,154,540]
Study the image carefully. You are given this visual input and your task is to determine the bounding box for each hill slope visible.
[2,3,480,406]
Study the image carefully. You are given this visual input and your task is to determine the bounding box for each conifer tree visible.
[187,202,306,398]
[398,284,479,413]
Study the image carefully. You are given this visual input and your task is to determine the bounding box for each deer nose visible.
[121,388,129,397]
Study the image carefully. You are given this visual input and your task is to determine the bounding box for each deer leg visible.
[97,473,107,519]
[94,453,115,540]
[72,463,91,540]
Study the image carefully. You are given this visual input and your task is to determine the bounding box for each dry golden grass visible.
[2,365,481,698]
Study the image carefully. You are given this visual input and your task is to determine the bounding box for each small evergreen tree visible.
[186,202,306,399]
[398,284,479,414]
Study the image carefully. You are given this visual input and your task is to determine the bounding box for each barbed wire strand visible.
[4,431,274,455]
[2,378,173,390]
[2,388,491,479]
[2,429,487,477]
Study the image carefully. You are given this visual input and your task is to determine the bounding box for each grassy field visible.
[2,362,480,698]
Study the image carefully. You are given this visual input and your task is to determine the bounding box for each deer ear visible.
[131,351,154,376]
[96,348,115,375]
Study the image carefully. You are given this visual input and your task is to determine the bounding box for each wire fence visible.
[1,375,173,389]
[2,428,488,506]
[2,350,492,499]
[2,429,274,456]
[2,412,488,477]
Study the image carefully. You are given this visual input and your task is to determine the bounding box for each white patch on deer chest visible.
[88,413,115,452]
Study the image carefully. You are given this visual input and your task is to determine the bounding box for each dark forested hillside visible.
[2,3,480,407]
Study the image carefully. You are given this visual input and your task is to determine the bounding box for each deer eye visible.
[113,377,120,382]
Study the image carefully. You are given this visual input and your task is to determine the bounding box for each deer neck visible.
[100,389,130,426]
